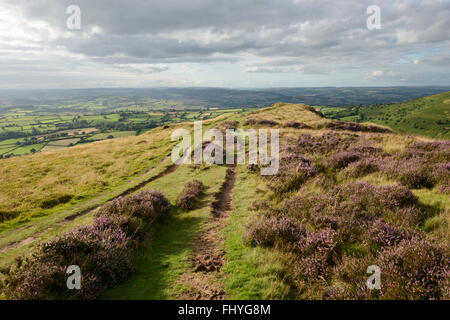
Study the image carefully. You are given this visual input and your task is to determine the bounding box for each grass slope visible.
[0,127,175,229]
[321,91,450,139]
[223,166,292,299]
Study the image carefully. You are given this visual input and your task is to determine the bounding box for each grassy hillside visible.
[320,91,450,139]
[0,103,448,300]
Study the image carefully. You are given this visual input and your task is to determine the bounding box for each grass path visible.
[222,166,294,299]
[177,166,237,300]
[102,164,228,299]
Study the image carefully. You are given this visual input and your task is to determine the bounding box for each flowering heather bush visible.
[244,118,279,126]
[439,184,450,194]
[409,140,450,152]
[2,216,133,300]
[2,190,171,300]
[245,174,450,299]
[176,180,205,211]
[368,219,414,247]
[402,140,450,163]
[97,190,171,223]
[342,157,379,178]
[381,156,436,189]
[326,256,377,300]
[218,120,239,130]
[377,183,418,208]
[377,237,450,299]
[324,121,392,133]
[276,182,419,224]
[381,140,450,190]
[283,121,311,129]
[326,151,360,170]
[244,216,304,247]
[243,121,448,299]
[432,162,450,192]
[295,229,339,279]
[268,154,317,197]
[248,182,434,281]
[399,168,435,189]
[278,154,317,175]
[292,132,359,155]
[348,145,383,155]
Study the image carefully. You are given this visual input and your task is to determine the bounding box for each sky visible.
[0,0,449,89]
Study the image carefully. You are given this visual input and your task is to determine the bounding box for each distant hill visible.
[321,91,450,139]
[1,86,450,110]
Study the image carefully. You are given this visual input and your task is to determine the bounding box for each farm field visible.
[0,102,448,300]
[0,96,252,158]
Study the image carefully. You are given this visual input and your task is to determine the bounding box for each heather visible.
[243,112,449,299]
[376,237,449,299]
[97,190,170,223]
[244,118,279,126]
[326,151,360,170]
[342,157,379,178]
[176,180,205,211]
[323,120,392,133]
[245,181,449,299]
[284,132,359,156]
[266,154,318,197]
[218,120,239,130]
[283,121,311,129]
[1,190,171,299]
[380,140,450,189]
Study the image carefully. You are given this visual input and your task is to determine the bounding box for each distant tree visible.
[107,135,114,139]
[30,148,36,153]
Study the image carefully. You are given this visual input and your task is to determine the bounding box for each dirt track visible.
[179,166,236,300]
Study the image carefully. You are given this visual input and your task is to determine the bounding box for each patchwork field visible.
[0,97,252,158]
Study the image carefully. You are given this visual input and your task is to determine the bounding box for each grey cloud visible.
[9,0,450,65]
[2,0,450,87]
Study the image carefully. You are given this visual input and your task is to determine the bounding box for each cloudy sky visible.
[0,0,449,88]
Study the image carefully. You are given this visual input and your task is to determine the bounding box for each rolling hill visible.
[0,103,448,300]
[321,91,450,139]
